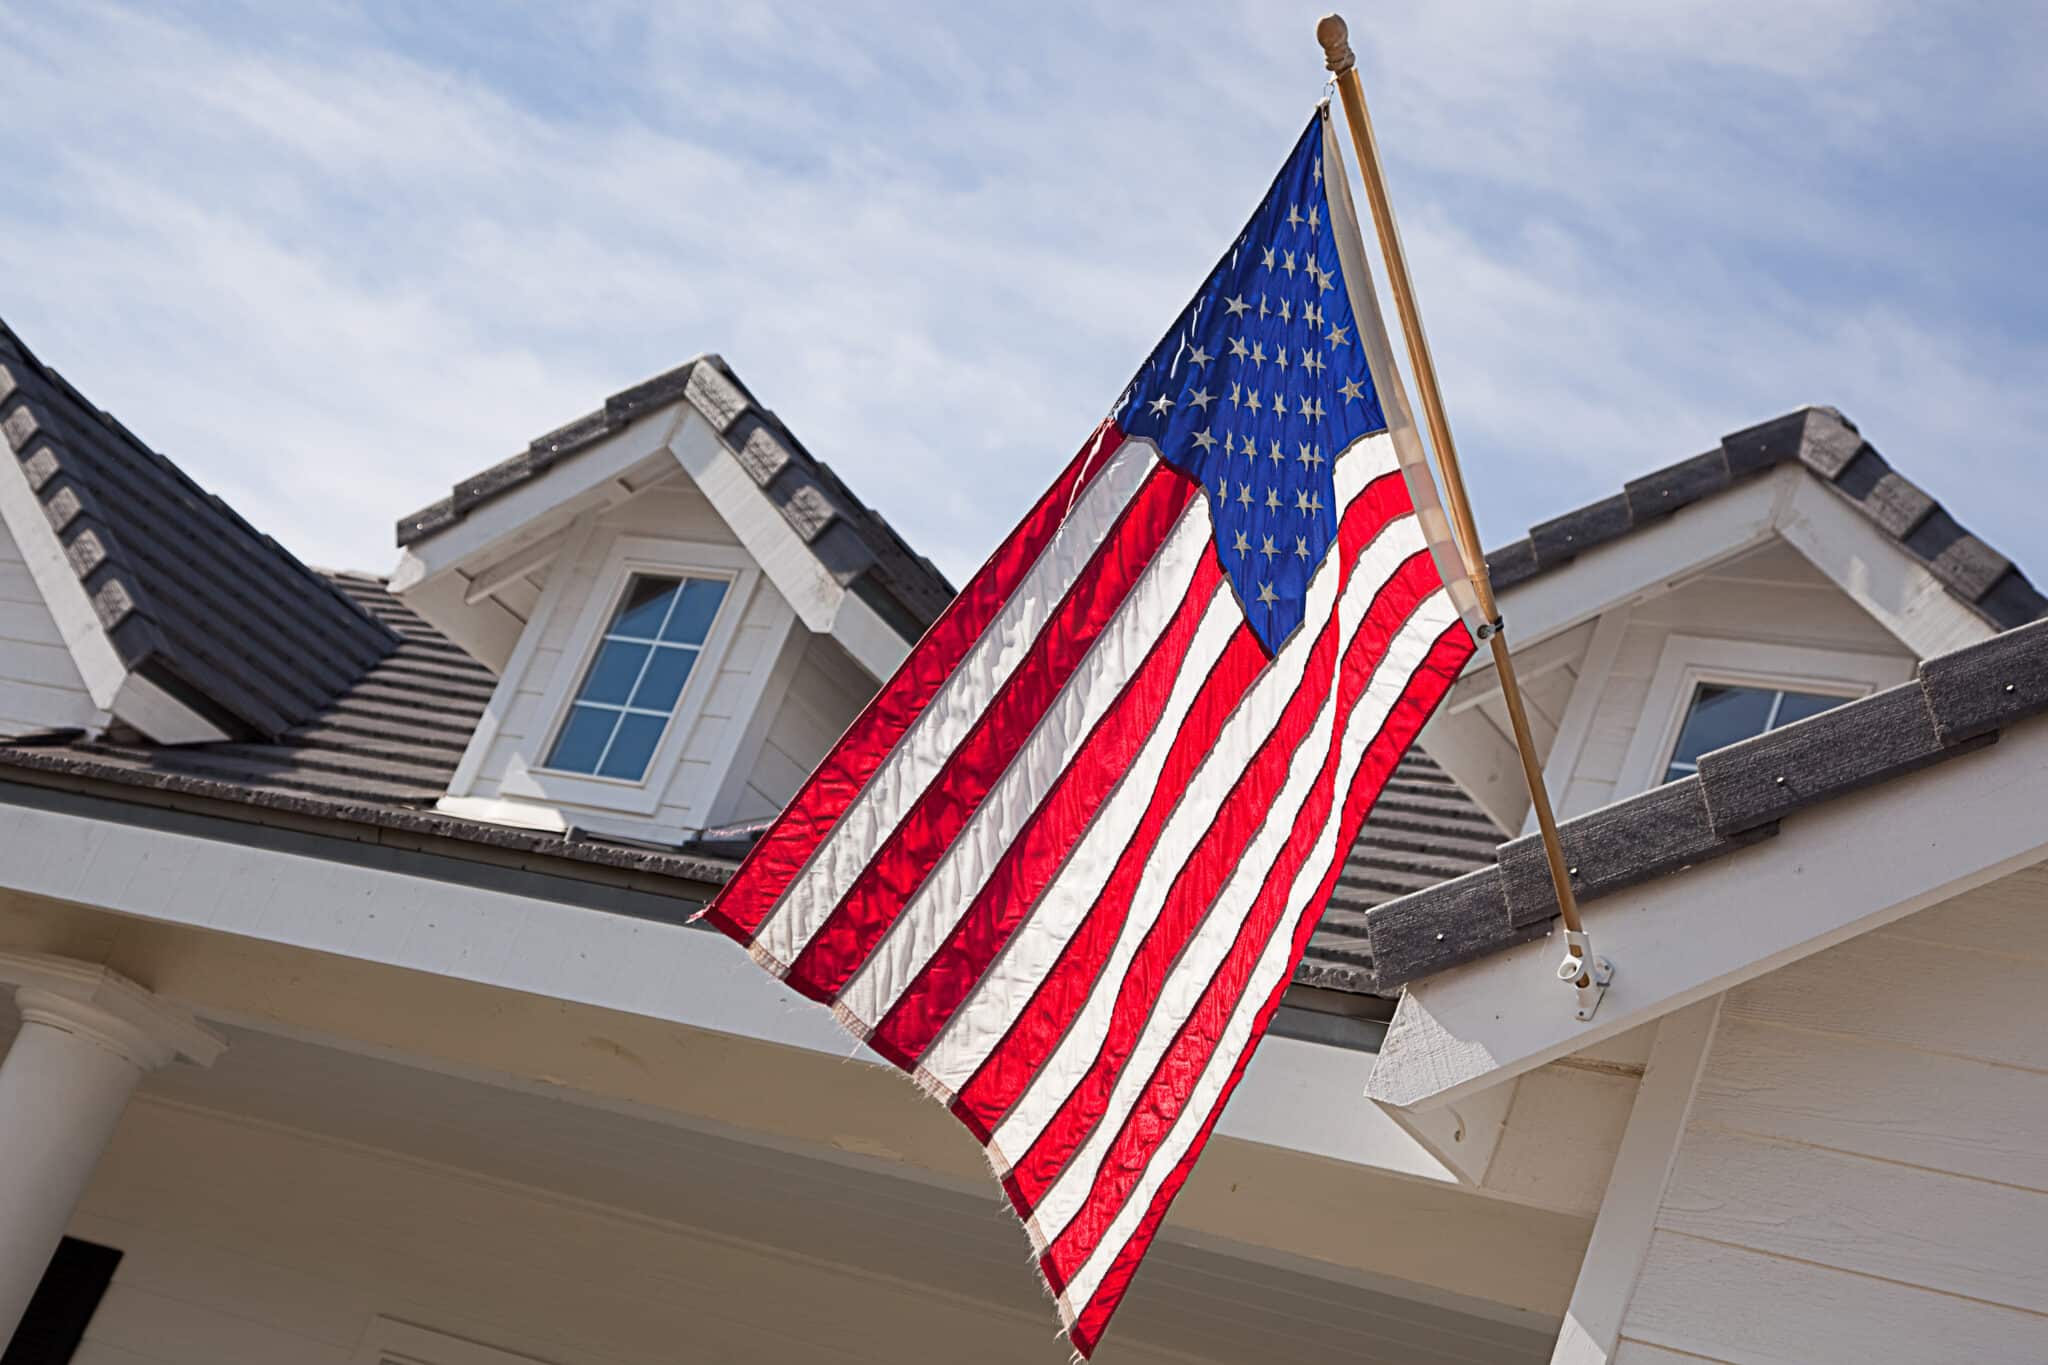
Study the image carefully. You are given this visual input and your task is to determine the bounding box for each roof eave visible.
[1364,616,2048,1110]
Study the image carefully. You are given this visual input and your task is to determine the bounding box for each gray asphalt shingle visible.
[0,320,399,739]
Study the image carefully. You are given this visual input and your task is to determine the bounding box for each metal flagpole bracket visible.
[1558,929,1614,1021]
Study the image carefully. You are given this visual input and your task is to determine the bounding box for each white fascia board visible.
[1369,715,2048,1111]
[390,408,688,593]
[668,412,909,683]
[0,465,223,742]
[0,792,1454,1188]
[1777,475,1995,658]
[1489,467,1796,656]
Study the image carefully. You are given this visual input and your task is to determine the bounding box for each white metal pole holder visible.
[1558,929,1615,1021]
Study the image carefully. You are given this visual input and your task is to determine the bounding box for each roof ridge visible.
[394,348,955,643]
[1482,406,2045,631]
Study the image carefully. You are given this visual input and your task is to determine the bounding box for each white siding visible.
[1557,537,1914,817]
[62,1100,1215,1365]
[1612,863,2048,1363]
[446,480,853,842]
[57,1091,1557,1365]
[0,523,101,736]
[727,633,873,823]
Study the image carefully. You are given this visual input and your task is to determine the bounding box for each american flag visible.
[704,107,1478,1356]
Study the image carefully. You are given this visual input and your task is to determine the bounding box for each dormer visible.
[1419,406,2046,834]
[390,356,952,844]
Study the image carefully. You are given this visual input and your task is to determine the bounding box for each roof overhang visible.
[390,363,921,683]
[1369,691,2048,1111]
[1428,460,2003,831]
[0,431,226,743]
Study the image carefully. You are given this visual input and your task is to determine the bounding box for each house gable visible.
[434,467,876,842]
[1423,408,2042,833]
[399,357,943,844]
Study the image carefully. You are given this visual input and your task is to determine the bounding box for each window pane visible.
[547,704,618,773]
[598,711,668,780]
[1773,690,1843,728]
[661,578,729,644]
[611,577,680,640]
[632,644,699,713]
[578,640,650,705]
[1668,684,1775,771]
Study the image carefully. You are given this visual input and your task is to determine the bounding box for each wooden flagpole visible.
[1316,14,1605,1000]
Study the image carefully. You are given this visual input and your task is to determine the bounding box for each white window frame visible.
[513,534,758,817]
[1614,633,1914,796]
[355,1318,558,1365]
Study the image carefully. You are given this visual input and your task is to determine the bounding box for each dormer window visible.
[1615,634,1915,796]
[1660,682,1844,783]
[544,573,730,781]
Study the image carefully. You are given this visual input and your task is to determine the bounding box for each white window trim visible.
[507,534,759,818]
[1614,633,1915,796]
[355,1318,558,1365]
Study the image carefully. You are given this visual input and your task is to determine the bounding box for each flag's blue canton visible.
[1117,114,1387,655]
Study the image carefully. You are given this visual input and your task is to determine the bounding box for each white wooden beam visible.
[668,415,909,683]
[1369,713,2048,1110]
[390,412,685,591]
[1777,475,1994,660]
[462,533,565,606]
[1523,606,1630,834]
[1550,997,1721,1365]
[0,452,225,743]
[1492,469,1793,652]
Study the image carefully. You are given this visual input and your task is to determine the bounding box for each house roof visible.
[0,568,1482,996]
[1,364,2034,1005]
[1359,613,2048,994]
[0,320,399,739]
[0,570,735,888]
[1484,405,2047,631]
[396,354,956,644]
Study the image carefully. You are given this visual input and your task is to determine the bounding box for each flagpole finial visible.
[1316,15,1355,75]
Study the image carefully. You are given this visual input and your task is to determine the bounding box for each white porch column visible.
[0,953,222,1340]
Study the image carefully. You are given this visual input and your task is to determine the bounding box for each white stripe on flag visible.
[754,438,1159,969]
[989,446,1417,1169]
[918,570,1244,1095]
[920,432,1399,1101]
[1057,587,1461,1320]
[837,493,1215,1032]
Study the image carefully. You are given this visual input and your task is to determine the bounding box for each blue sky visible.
[4,1,2044,586]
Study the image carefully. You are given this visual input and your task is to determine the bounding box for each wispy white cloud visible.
[1,0,2042,584]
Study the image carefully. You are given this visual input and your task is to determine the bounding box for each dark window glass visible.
[544,572,730,782]
[1662,682,1851,783]
[4,1236,123,1365]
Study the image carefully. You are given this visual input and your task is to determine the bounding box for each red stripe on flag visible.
[781,464,1197,1002]
[703,421,1130,943]
[954,471,1412,1147]
[1064,619,1476,1356]
[1004,535,1432,1220]
[949,626,1265,1142]
[866,557,1230,1070]
[1043,551,1441,1287]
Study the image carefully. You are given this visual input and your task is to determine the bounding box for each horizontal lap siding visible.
[466,484,800,838]
[1617,865,2048,1362]
[748,633,873,812]
[68,1099,1221,1365]
[0,526,100,735]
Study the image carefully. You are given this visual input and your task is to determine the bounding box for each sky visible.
[4,1,2045,587]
